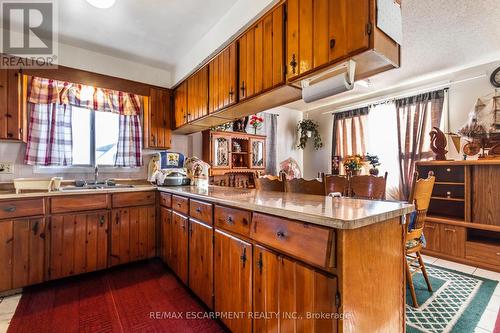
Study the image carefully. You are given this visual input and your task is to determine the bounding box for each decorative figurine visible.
[232,116,249,132]
[184,157,210,187]
[429,127,448,160]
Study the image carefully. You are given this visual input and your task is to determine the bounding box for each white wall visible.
[301,61,500,178]
[173,0,278,84]
[57,42,173,88]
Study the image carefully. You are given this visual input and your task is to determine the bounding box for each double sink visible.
[60,182,135,192]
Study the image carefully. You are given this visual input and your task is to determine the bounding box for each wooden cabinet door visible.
[50,212,108,280]
[188,219,214,309]
[110,206,156,266]
[214,229,252,333]
[160,207,172,265]
[0,69,22,141]
[254,246,338,332]
[440,224,465,258]
[287,0,370,80]
[187,66,209,122]
[174,81,188,128]
[209,42,238,114]
[423,222,440,252]
[0,218,46,292]
[239,4,284,101]
[147,87,171,149]
[171,212,189,284]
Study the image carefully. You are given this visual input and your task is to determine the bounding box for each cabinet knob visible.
[446,168,451,172]
[2,205,16,213]
[276,231,286,239]
[7,132,13,138]
[329,39,336,49]
[196,207,202,213]
[226,216,234,225]
[444,228,456,233]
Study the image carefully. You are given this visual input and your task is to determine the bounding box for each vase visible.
[369,168,379,176]
[254,127,257,134]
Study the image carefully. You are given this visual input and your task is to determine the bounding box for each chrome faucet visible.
[94,164,99,184]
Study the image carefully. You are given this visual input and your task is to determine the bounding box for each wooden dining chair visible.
[254,173,285,192]
[405,171,436,308]
[322,174,349,196]
[349,172,388,200]
[284,178,325,196]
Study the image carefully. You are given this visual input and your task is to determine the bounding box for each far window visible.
[71,107,120,166]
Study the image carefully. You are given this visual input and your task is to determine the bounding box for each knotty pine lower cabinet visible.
[110,206,156,267]
[160,207,173,265]
[253,246,338,333]
[170,211,189,284]
[188,218,214,309]
[214,229,253,333]
[0,218,45,292]
[49,212,108,280]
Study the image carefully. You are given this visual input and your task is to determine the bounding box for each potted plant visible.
[249,115,264,134]
[343,155,364,176]
[365,153,381,176]
[297,119,323,150]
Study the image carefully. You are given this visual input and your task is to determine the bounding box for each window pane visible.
[95,111,119,166]
[72,107,92,165]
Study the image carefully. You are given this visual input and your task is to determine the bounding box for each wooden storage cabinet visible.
[209,42,238,113]
[109,205,156,266]
[254,246,338,332]
[146,87,171,149]
[0,218,46,292]
[160,207,172,265]
[238,3,284,101]
[423,222,440,253]
[214,229,252,333]
[187,66,209,122]
[170,211,189,284]
[51,194,109,214]
[466,241,500,267]
[0,198,45,220]
[49,212,108,280]
[286,0,370,80]
[439,224,465,258]
[112,191,155,208]
[188,219,214,308]
[0,69,22,141]
[214,205,251,237]
[174,81,188,128]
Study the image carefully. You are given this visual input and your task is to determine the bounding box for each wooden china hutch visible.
[202,130,266,188]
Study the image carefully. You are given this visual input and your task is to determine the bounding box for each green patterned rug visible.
[406,263,498,333]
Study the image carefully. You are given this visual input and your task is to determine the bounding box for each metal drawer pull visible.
[2,206,16,213]
[444,228,456,233]
[196,207,202,213]
[426,225,436,229]
[276,231,286,239]
[226,216,234,225]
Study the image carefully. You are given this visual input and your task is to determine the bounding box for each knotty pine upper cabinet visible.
[0,69,23,141]
[174,81,188,128]
[286,0,370,80]
[0,218,46,292]
[49,212,108,280]
[145,87,171,149]
[238,3,285,101]
[208,42,238,114]
[186,66,209,122]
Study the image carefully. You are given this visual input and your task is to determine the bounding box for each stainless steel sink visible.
[60,184,134,192]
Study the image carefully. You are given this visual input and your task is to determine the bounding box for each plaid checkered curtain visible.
[25,103,73,166]
[115,115,143,167]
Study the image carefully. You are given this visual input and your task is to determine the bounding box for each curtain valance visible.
[28,76,142,116]
[333,106,370,120]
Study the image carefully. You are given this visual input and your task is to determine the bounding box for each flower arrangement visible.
[343,155,365,175]
[365,153,381,175]
[297,119,323,150]
[249,115,264,134]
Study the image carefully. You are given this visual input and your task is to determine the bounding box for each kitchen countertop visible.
[158,186,414,230]
[0,185,157,199]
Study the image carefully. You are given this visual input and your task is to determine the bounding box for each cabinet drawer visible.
[172,195,189,215]
[214,205,251,237]
[0,199,45,219]
[466,242,500,266]
[160,193,172,208]
[418,165,464,183]
[51,195,108,214]
[112,191,155,208]
[189,199,213,225]
[251,213,335,268]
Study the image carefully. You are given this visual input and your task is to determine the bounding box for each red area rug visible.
[494,309,500,333]
[8,260,224,333]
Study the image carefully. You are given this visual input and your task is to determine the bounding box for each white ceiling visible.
[58,0,238,71]
[287,0,500,112]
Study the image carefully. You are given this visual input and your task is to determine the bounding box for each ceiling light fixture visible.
[86,0,116,9]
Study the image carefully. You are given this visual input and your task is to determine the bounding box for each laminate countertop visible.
[0,185,157,199]
[158,186,414,230]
